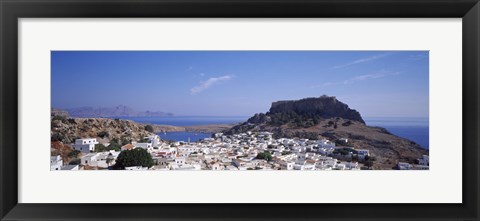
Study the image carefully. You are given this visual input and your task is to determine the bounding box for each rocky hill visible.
[225,96,428,169]
[51,117,155,145]
[61,105,173,118]
[269,96,365,123]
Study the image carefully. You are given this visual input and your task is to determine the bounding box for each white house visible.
[50,155,63,171]
[335,163,346,170]
[172,164,201,170]
[80,151,119,168]
[72,138,98,153]
[144,135,161,147]
[293,164,304,170]
[322,157,337,166]
[177,146,200,154]
[80,153,98,166]
[303,163,316,170]
[174,157,185,166]
[125,166,148,170]
[133,142,152,150]
[317,139,336,148]
[317,147,335,156]
[200,147,211,154]
[61,165,79,170]
[279,161,294,170]
[397,162,413,170]
[344,161,359,170]
[356,149,370,160]
[418,155,429,166]
[210,162,223,170]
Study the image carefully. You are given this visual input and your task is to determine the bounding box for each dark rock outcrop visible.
[268,95,365,124]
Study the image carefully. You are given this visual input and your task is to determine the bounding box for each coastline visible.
[72,116,428,149]
[148,123,235,134]
[135,117,428,149]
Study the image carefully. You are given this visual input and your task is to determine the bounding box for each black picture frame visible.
[1,0,479,220]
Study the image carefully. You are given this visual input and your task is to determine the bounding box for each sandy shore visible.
[150,124,186,132]
[184,124,236,133]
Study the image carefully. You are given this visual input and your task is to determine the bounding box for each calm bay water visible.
[158,131,212,142]
[120,116,248,126]
[119,116,428,148]
[119,116,248,142]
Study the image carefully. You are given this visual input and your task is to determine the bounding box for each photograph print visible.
[50,51,429,171]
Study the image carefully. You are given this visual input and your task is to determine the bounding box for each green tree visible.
[121,138,131,145]
[51,133,66,142]
[97,131,110,138]
[364,160,374,169]
[114,148,154,169]
[106,153,115,165]
[138,137,150,143]
[95,143,108,152]
[68,150,81,158]
[95,143,120,152]
[52,115,67,122]
[256,151,272,161]
[144,125,154,133]
[111,137,131,147]
[364,155,377,162]
[110,138,120,145]
[333,148,356,156]
[108,142,121,151]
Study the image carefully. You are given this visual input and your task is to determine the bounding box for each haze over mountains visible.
[58,105,173,118]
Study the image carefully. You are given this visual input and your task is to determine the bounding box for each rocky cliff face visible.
[51,117,153,145]
[268,96,365,123]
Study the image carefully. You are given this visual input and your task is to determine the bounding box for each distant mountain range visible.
[56,105,174,118]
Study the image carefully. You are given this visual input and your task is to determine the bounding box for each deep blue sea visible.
[118,116,429,148]
[364,117,429,149]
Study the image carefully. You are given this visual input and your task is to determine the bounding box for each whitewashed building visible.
[72,138,98,153]
[356,149,370,160]
[50,155,63,171]
[61,165,79,170]
[125,166,148,170]
[210,162,223,170]
[80,151,119,168]
[133,142,153,150]
[145,135,161,147]
[418,155,429,166]
[344,161,359,169]
[317,139,336,148]
[397,162,413,170]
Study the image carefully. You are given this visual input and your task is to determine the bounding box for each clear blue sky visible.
[51,51,428,117]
